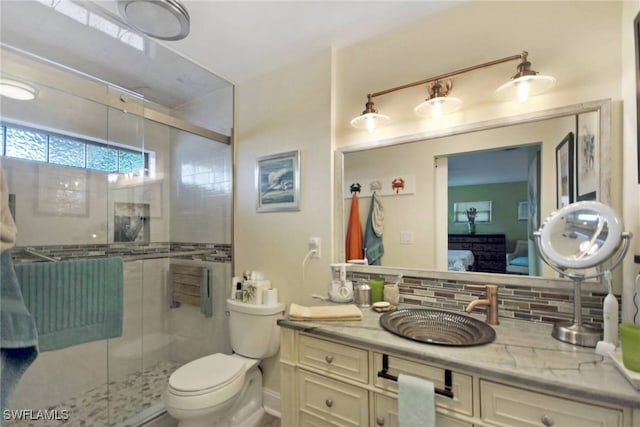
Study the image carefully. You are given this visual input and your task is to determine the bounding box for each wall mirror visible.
[337,99,612,279]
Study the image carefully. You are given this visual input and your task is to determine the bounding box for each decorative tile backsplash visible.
[11,242,232,264]
[349,271,615,326]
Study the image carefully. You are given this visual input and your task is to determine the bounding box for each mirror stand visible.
[553,276,604,347]
[535,232,632,347]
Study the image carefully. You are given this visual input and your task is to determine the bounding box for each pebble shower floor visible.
[4,361,180,427]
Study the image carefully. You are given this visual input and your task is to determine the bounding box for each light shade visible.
[414,96,462,119]
[0,79,37,101]
[495,53,555,102]
[118,0,190,41]
[350,112,390,133]
[495,74,556,103]
[350,95,390,133]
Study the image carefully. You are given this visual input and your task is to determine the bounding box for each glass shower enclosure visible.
[0,32,233,426]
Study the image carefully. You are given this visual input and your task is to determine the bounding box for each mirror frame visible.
[334,99,612,278]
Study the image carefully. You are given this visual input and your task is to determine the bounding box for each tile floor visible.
[143,412,281,427]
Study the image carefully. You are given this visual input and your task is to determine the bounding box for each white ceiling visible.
[0,0,461,106]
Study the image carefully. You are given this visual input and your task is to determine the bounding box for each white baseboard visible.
[262,388,281,418]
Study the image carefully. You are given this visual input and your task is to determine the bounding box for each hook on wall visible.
[370,180,382,192]
[350,182,361,194]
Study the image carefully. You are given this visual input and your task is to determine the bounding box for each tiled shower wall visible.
[349,272,615,326]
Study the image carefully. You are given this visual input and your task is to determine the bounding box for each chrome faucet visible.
[465,285,499,325]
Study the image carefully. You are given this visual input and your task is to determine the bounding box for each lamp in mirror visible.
[534,201,632,347]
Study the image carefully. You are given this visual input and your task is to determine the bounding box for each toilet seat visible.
[168,353,246,397]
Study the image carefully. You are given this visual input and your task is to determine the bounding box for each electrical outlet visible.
[309,237,321,258]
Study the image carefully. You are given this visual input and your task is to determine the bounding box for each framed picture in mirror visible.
[576,111,598,201]
[555,132,574,209]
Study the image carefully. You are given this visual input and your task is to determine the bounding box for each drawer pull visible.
[540,415,554,426]
[325,399,333,408]
[325,355,334,364]
[376,416,385,426]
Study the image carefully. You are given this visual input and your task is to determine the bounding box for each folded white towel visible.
[288,303,362,321]
[398,374,435,427]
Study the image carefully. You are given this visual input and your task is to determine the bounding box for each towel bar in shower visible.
[377,354,454,399]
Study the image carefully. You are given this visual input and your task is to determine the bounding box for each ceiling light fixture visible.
[118,0,190,41]
[351,51,555,132]
[0,78,38,101]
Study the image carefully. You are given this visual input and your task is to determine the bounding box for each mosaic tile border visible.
[11,242,232,264]
[349,272,619,326]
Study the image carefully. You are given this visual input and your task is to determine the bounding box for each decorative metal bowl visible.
[379,308,496,346]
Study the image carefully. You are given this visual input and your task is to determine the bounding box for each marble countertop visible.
[278,306,640,408]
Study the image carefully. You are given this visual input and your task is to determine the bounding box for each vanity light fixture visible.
[118,0,190,41]
[350,94,390,133]
[414,80,462,120]
[494,52,556,102]
[0,78,37,101]
[351,51,555,132]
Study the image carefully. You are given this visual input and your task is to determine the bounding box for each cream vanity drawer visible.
[298,370,368,427]
[372,352,473,416]
[373,393,473,427]
[298,334,368,384]
[480,380,624,427]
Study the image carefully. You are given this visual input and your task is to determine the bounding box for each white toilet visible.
[164,298,285,427]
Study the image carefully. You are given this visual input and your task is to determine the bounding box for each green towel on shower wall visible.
[14,257,123,352]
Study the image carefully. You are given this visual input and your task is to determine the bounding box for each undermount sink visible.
[379,308,496,346]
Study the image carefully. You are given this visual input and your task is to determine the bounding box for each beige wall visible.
[235,1,639,395]
[234,49,334,392]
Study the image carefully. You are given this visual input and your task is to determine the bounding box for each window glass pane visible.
[49,136,86,167]
[87,144,117,172]
[5,127,47,161]
[453,201,492,223]
[119,151,144,174]
[1,126,4,155]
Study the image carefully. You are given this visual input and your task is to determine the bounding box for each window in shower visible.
[0,121,152,175]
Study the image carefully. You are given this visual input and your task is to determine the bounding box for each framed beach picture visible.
[255,150,300,212]
[576,111,598,201]
[555,132,574,209]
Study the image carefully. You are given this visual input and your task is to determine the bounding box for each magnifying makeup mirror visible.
[534,201,632,347]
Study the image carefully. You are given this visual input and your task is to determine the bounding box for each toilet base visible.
[170,365,264,427]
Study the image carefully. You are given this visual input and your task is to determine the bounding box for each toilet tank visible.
[227,299,286,358]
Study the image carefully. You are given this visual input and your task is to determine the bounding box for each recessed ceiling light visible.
[118,0,190,41]
[0,79,38,101]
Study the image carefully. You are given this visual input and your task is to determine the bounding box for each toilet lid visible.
[169,354,245,393]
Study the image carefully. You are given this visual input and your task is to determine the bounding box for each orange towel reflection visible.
[345,193,363,261]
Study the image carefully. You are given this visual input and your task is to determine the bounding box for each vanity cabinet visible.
[280,328,631,427]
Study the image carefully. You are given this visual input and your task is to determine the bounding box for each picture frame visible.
[255,150,300,212]
[555,132,574,209]
[575,111,598,201]
[517,201,528,221]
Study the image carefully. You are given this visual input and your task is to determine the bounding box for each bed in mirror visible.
[336,99,612,280]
